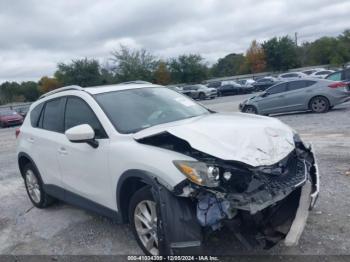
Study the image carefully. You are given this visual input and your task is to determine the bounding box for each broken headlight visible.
[173,160,220,187]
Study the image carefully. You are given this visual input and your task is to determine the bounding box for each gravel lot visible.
[0,94,349,255]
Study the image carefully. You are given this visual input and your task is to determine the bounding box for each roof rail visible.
[39,85,83,99]
[119,80,152,85]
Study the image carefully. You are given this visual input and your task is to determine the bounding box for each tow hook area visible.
[196,193,237,230]
[194,186,304,249]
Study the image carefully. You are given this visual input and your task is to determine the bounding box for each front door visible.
[57,96,113,209]
[257,82,288,114]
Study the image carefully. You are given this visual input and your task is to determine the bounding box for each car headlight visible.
[173,160,220,187]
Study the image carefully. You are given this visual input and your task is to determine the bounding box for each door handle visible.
[27,137,34,143]
[58,147,68,155]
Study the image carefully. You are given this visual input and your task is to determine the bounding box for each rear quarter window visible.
[30,103,44,127]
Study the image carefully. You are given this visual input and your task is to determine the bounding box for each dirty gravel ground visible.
[0,95,349,255]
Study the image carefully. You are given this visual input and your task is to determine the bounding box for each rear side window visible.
[288,81,306,91]
[42,98,66,133]
[282,73,297,78]
[326,72,342,81]
[30,103,44,127]
[64,97,107,139]
[267,83,287,94]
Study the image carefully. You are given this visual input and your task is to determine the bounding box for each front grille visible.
[260,158,306,191]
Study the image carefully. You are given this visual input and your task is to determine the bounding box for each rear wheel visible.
[129,186,159,256]
[243,105,258,114]
[23,163,55,208]
[309,96,330,113]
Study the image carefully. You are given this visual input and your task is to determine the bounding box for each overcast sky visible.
[1,0,349,83]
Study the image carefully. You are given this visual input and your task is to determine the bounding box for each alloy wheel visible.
[311,98,327,113]
[25,169,41,204]
[134,200,159,255]
[244,106,257,114]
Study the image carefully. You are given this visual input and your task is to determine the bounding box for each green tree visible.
[211,53,245,77]
[154,61,171,85]
[55,58,103,87]
[20,81,40,101]
[0,81,22,104]
[301,30,350,66]
[263,36,299,71]
[168,54,208,84]
[110,45,158,82]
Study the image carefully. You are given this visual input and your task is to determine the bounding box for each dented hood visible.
[134,113,296,167]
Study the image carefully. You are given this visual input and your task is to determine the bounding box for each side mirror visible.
[65,124,99,148]
[261,92,269,97]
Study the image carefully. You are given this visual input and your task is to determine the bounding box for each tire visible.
[217,91,222,97]
[23,163,55,208]
[309,96,330,113]
[129,186,159,256]
[242,105,258,114]
[198,92,206,100]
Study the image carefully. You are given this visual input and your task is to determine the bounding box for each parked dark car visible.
[0,110,24,127]
[182,84,217,100]
[217,84,242,96]
[326,67,350,82]
[252,77,280,91]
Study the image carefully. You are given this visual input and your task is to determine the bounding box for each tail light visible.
[15,128,20,138]
[328,82,347,88]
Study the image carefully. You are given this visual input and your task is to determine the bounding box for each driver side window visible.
[64,97,108,139]
[267,83,287,95]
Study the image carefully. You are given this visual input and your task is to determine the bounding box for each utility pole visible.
[295,32,298,46]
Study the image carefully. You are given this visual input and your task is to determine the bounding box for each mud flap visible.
[152,183,202,255]
[284,180,311,246]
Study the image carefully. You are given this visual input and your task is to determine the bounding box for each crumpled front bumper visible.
[284,144,319,246]
[309,145,320,209]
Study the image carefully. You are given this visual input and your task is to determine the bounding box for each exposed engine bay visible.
[136,131,319,251]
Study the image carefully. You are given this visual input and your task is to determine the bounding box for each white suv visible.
[17,83,319,255]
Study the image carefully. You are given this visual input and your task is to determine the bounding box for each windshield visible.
[95,87,210,134]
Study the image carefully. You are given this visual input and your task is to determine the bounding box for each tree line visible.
[1,30,349,105]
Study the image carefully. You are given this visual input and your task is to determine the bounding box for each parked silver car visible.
[239,79,350,115]
[182,84,217,100]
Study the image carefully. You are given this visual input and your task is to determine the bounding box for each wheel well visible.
[308,95,330,109]
[118,177,148,223]
[18,155,32,178]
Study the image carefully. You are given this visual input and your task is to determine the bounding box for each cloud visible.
[0,0,349,82]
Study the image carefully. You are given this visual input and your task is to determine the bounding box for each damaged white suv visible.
[17,83,319,255]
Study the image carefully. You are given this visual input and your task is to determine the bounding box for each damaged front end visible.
[137,131,319,252]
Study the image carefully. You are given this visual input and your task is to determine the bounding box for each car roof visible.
[85,83,163,95]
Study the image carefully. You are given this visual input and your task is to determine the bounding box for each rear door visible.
[257,82,288,114]
[29,97,66,188]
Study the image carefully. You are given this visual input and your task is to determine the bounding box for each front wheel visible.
[198,92,206,100]
[242,105,258,114]
[129,186,159,256]
[309,96,330,113]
